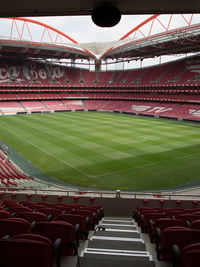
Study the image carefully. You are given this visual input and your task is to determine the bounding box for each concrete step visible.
[94,229,140,238]
[88,238,146,251]
[79,253,155,267]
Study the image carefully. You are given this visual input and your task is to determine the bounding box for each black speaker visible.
[92,5,121,27]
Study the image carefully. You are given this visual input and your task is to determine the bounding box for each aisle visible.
[79,217,155,267]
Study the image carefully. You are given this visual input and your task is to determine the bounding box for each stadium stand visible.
[41,100,69,111]
[0,152,48,190]
[21,101,49,112]
[0,55,199,120]
[61,100,84,110]
[160,104,200,120]
[1,13,200,267]
[84,100,106,110]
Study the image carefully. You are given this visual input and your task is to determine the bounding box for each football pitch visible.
[0,112,200,191]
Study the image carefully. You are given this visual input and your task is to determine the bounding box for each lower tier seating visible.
[0,152,47,190]
[0,99,199,122]
[133,206,200,267]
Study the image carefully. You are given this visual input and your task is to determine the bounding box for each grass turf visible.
[0,112,199,191]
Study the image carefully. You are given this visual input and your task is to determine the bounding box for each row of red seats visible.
[0,92,199,103]
[0,199,104,267]
[1,55,200,86]
[0,155,34,188]
[0,199,104,239]
[133,206,200,267]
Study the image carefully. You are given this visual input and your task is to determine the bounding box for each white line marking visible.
[91,236,144,242]
[83,251,150,257]
[100,223,136,227]
[102,219,134,223]
[93,154,193,178]
[97,229,139,233]
[0,125,91,178]
[86,248,148,254]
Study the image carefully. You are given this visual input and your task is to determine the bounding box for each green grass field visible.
[0,112,200,191]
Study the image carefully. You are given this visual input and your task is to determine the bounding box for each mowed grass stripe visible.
[0,112,199,190]
[0,115,149,176]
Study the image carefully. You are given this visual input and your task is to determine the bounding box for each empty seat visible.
[8,206,32,213]
[50,205,71,214]
[133,207,155,222]
[37,208,62,220]
[32,220,77,255]
[24,204,46,210]
[0,237,53,267]
[157,226,200,261]
[165,209,186,218]
[140,212,166,233]
[150,218,186,243]
[72,209,96,230]
[0,218,30,237]
[190,220,200,230]
[0,210,11,219]
[17,212,48,223]
[180,243,200,267]
[56,214,89,240]
[176,214,200,223]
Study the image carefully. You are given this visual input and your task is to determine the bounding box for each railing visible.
[1,186,200,201]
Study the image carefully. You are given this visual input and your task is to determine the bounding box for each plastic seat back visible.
[182,248,200,267]
[190,220,200,230]
[56,214,88,239]
[0,218,30,237]
[38,208,62,220]
[33,220,75,255]
[160,227,200,261]
[0,210,11,219]
[17,212,48,222]
[0,238,53,267]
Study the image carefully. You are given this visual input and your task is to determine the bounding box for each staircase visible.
[79,217,155,267]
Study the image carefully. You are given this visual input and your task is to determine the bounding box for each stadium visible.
[0,13,200,267]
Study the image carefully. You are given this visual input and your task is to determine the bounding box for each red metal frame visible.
[7,17,78,44]
[101,14,199,59]
[1,15,200,61]
[4,17,96,59]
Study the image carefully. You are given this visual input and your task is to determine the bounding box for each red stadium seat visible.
[0,237,53,267]
[190,220,200,230]
[36,208,62,220]
[56,214,89,240]
[32,220,77,255]
[151,218,186,244]
[0,210,11,219]
[157,226,200,261]
[140,212,167,233]
[0,218,30,237]
[71,209,96,230]
[17,212,48,223]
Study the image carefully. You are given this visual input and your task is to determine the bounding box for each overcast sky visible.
[29,14,200,43]
[2,14,200,43]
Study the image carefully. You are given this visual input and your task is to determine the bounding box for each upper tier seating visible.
[81,69,97,86]
[0,153,49,190]
[0,55,199,87]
